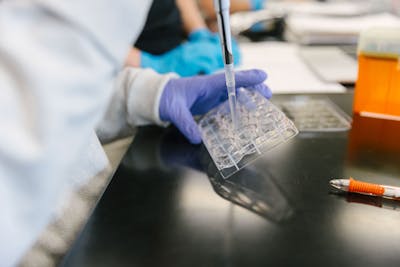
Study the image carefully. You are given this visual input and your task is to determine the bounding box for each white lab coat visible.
[0,0,175,266]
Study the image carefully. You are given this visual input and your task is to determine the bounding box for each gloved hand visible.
[159,69,271,144]
[250,0,265,10]
[188,28,241,65]
[141,28,241,77]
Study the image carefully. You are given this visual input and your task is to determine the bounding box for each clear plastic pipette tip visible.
[228,86,239,131]
[224,64,238,132]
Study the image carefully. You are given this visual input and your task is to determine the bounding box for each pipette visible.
[214,0,239,130]
[330,177,400,199]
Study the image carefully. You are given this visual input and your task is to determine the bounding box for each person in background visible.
[125,0,241,77]
[0,1,271,266]
[198,0,312,31]
[199,0,266,20]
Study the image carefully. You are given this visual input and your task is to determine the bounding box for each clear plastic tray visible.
[198,88,298,178]
[274,97,352,132]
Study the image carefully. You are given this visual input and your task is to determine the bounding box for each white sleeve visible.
[0,0,152,266]
[96,68,178,144]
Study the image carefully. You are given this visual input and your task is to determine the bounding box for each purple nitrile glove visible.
[159,69,271,144]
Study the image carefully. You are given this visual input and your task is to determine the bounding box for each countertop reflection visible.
[123,126,293,223]
[62,94,400,267]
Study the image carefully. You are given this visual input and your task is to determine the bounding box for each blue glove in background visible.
[250,0,265,10]
[188,28,241,65]
[141,28,241,77]
[159,69,271,144]
[187,28,219,42]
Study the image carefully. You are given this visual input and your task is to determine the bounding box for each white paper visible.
[286,13,400,45]
[239,42,346,94]
[299,46,358,84]
[267,1,375,17]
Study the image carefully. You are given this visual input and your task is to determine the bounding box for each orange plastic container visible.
[353,28,400,120]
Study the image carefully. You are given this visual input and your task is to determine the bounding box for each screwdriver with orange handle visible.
[330,177,400,199]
